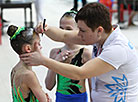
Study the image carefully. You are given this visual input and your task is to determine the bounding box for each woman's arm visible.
[35,23,84,45]
[20,43,114,80]
[42,56,114,80]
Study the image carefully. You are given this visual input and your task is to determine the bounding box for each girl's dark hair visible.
[75,2,112,33]
[7,25,35,55]
[61,9,78,19]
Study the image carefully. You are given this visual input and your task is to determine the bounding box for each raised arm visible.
[35,23,84,45]
[45,48,71,90]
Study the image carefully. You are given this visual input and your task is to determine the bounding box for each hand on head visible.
[35,22,48,34]
[20,42,43,66]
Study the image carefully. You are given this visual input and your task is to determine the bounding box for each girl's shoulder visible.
[82,47,92,63]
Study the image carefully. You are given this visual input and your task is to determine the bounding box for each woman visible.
[20,3,138,102]
[45,10,92,102]
[7,25,51,102]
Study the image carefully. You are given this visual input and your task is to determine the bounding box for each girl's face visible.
[59,17,78,30]
[30,33,42,52]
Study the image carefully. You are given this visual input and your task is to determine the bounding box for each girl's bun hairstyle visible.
[7,25,35,55]
[7,25,18,37]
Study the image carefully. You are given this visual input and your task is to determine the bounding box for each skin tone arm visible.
[45,48,71,90]
[43,55,114,80]
[82,48,93,102]
[45,70,56,90]
[88,78,92,102]
[24,71,50,102]
[20,43,114,80]
[36,23,84,45]
[45,49,58,90]
[20,41,114,80]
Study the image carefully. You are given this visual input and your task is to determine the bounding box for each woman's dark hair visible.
[75,2,112,33]
[7,25,35,55]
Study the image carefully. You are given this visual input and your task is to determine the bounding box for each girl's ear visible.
[22,44,32,53]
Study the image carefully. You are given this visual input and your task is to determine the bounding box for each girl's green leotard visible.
[56,48,88,102]
[12,81,39,102]
[57,48,84,95]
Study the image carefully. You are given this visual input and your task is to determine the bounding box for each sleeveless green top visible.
[12,81,39,102]
[57,48,84,95]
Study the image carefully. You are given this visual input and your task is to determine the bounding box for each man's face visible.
[77,20,99,45]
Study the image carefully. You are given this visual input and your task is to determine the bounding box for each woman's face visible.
[77,20,100,45]
[59,16,78,30]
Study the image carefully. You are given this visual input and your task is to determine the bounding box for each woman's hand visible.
[20,42,44,66]
[35,22,48,34]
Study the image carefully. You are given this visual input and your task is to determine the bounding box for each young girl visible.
[45,10,92,102]
[7,25,51,102]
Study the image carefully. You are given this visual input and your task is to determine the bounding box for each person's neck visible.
[98,28,114,48]
[64,44,81,51]
[19,60,32,70]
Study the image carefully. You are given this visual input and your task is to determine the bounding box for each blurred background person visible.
[35,0,46,23]
[72,0,87,11]
[128,0,138,26]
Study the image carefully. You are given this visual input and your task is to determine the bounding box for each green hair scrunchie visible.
[10,27,25,40]
[66,10,77,14]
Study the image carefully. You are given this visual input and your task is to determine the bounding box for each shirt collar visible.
[102,25,121,49]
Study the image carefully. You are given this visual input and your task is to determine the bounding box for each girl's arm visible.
[88,78,93,102]
[45,48,69,90]
[45,49,58,90]
[45,69,56,90]
[24,71,50,102]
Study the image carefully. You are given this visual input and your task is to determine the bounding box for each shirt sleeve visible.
[97,45,127,69]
